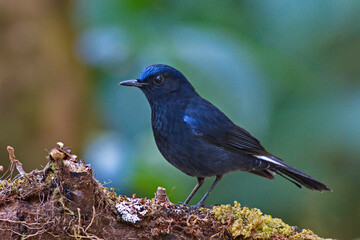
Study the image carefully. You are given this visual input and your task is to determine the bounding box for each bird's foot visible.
[188,203,220,210]
[175,202,202,209]
[176,201,188,206]
[203,203,220,208]
[187,203,203,210]
[176,201,219,209]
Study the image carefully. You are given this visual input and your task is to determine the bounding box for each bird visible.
[119,64,332,208]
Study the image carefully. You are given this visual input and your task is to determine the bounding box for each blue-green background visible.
[1,1,360,239]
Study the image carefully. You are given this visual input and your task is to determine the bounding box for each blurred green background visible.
[1,1,359,239]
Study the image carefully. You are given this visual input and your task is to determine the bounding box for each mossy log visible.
[0,144,331,240]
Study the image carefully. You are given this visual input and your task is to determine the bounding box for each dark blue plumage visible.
[119,64,331,207]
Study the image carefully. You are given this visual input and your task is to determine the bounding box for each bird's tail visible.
[251,154,332,191]
[273,159,332,192]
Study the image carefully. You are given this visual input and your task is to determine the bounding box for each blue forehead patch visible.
[138,64,186,81]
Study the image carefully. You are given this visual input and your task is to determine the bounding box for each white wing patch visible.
[183,115,193,124]
[183,114,200,135]
[254,155,285,167]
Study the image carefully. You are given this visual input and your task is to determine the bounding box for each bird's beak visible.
[118,79,149,87]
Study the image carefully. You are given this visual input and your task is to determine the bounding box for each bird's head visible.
[119,64,197,104]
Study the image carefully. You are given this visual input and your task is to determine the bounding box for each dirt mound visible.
[0,144,329,239]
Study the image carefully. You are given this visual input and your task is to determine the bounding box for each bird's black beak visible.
[118,79,149,87]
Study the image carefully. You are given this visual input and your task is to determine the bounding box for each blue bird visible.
[119,64,331,208]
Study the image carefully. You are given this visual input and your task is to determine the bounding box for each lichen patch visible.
[213,201,330,240]
[115,198,150,223]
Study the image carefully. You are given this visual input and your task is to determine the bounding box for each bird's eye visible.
[154,75,164,85]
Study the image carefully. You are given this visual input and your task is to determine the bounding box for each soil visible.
[0,144,329,240]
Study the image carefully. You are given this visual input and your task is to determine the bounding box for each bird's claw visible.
[175,201,203,209]
[187,203,203,210]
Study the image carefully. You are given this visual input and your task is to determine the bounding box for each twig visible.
[0,218,43,226]
[7,146,28,178]
[85,206,96,233]
[22,229,49,239]
[7,228,48,239]
[67,233,104,240]
[77,208,82,235]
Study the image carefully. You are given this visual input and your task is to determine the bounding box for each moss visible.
[104,186,119,201]
[291,229,324,240]
[213,201,327,240]
[0,180,8,190]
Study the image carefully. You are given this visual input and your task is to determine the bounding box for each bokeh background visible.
[1,1,359,239]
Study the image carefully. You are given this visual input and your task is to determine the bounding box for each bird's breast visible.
[151,103,193,162]
[151,104,185,148]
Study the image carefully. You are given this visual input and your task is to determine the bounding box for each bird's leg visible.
[194,175,222,208]
[183,177,204,205]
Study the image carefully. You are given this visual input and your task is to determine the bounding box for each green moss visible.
[213,201,326,240]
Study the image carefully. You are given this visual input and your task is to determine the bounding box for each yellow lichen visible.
[213,201,327,240]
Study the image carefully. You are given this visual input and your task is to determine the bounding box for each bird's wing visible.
[184,97,266,155]
[184,98,332,191]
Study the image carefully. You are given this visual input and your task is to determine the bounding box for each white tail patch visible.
[254,155,285,167]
